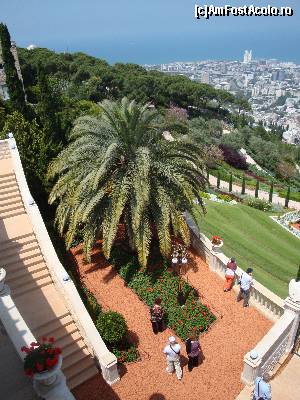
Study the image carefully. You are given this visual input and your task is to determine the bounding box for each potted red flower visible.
[22,337,62,385]
[211,235,223,252]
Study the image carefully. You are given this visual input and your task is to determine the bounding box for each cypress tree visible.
[0,24,26,113]
[255,179,259,198]
[229,173,233,192]
[37,64,60,142]
[217,171,220,188]
[269,181,274,203]
[285,186,290,208]
[241,174,246,195]
[206,168,209,182]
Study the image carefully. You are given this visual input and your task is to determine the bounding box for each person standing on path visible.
[252,373,272,399]
[224,257,237,292]
[163,336,182,380]
[185,334,200,371]
[150,298,165,334]
[237,267,253,307]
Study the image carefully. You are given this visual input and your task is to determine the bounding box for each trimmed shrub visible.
[219,144,247,170]
[245,197,272,212]
[255,180,259,198]
[96,311,128,344]
[218,194,232,202]
[269,181,274,203]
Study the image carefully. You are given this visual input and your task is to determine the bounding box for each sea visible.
[42,31,300,66]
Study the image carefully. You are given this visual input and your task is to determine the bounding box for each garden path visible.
[209,174,300,210]
[72,245,272,400]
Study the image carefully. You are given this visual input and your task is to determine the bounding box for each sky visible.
[1,0,300,64]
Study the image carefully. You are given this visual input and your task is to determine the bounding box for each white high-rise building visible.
[243,50,253,63]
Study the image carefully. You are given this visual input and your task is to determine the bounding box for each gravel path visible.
[209,175,300,210]
[72,245,272,400]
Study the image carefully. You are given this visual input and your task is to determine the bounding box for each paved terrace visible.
[0,140,98,395]
[72,244,272,400]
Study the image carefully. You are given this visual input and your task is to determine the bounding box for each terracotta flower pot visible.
[212,240,224,253]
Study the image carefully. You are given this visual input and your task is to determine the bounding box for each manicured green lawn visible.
[194,200,300,298]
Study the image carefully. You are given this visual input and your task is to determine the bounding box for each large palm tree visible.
[48,98,206,267]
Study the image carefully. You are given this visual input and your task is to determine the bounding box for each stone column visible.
[100,353,120,385]
[0,268,6,293]
[284,280,300,352]
[241,350,261,386]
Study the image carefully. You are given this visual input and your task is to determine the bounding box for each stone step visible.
[62,347,90,370]
[1,239,38,259]
[56,330,82,350]
[0,191,21,204]
[0,185,19,197]
[0,172,14,179]
[0,202,24,217]
[0,233,36,252]
[0,196,23,209]
[0,176,16,186]
[8,269,51,290]
[63,355,98,388]
[0,208,25,220]
[6,263,48,284]
[62,339,87,359]
[0,180,17,191]
[34,314,74,339]
[5,254,44,272]
[67,364,98,390]
[36,322,78,345]
[13,275,53,298]
[33,312,70,335]
[0,245,41,266]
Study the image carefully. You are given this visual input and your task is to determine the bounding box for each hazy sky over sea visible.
[2,0,300,64]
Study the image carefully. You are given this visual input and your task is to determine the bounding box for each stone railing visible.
[6,135,119,385]
[241,295,300,385]
[185,212,284,321]
[0,284,36,361]
[0,283,75,399]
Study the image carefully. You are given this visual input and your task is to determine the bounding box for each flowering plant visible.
[21,337,62,377]
[211,235,222,245]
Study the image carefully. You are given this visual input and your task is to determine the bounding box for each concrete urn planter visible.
[289,279,300,302]
[33,355,63,387]
[212,240,224,253]
[0,268,7,292]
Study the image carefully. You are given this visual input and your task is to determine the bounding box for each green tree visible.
[255,180,259,198]
[36,64,60,142]
[0,24,26,113]
[48,98,206,267]
[241,174,246,195]
[285,186,290,208]
[269,181,274,203]
[234,97,251,115]
[217,171,221,188]
[229,173,233,192]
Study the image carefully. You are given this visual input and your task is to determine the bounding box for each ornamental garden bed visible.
[109,246,216,340]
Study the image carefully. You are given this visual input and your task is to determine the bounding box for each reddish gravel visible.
[71,244,272,400]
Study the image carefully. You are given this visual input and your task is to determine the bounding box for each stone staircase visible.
[0,153,99,389]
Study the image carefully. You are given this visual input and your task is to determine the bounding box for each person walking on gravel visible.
[224,257,237,292]
[150,298,165,334]
[163,336,182,380]
[237,267,253,307]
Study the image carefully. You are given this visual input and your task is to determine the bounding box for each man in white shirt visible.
[163,336,182,380]
[237,267,253,307]
[252,373,272,399]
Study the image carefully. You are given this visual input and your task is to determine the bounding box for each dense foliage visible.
[0,24,26,113]
[111,248,216,340]
[48,97,206,267]
[96,311,128,344]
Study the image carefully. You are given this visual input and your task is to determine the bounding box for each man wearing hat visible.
[237,267,253,307]
[163,336,182,380]
[252,372,272,399]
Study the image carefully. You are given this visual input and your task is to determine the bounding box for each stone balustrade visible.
[7,135,119,385]
[241,295,300,385]
[185,212,284,321]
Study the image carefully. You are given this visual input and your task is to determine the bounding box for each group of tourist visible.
[224,257,254,308]
[150,298,202,381]
[150,264,272,399]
